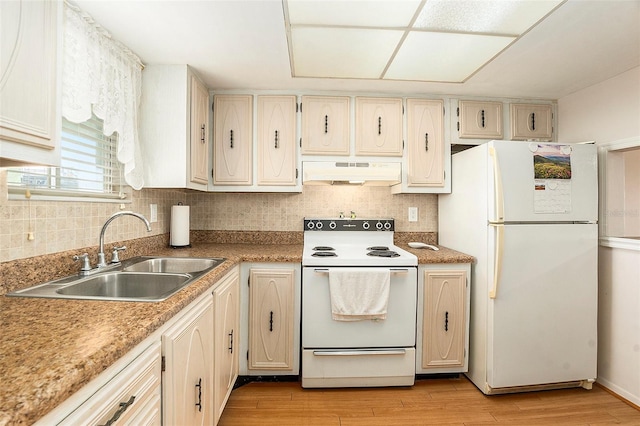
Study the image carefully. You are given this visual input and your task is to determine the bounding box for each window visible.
[7,114,127,200]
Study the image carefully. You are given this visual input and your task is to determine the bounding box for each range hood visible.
[302,161,401,186]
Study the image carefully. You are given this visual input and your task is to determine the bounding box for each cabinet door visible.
[422,269,467,369]
[510,103,553,141]
[257,96,297,186]
[355,97,403,156]
[458,100,503,139]
[248,268,295,370]
[190,75,210,185]
[406,99,445,187]
[213,95,253,185]
[301,96,350,155]
[0,0,58,150]
[163,298,214,425]
[214,268,240,423]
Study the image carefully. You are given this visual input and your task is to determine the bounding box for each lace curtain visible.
[62,1,145,190]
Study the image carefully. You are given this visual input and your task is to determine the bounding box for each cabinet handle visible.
[530,112,536,131]
[425,133,429,151]
[378,116,382,135]
[274,130,279,149]
[481,109,486,128]
[195,378,202,412]
[230,129,234,148]
[201,124,205,144]
[99,395,135,426]
[269,311,274,332]
[324,115,328,134]
[445,311,449,332]
[228,329,234,353]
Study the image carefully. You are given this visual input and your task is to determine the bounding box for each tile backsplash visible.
[1,168,437,262]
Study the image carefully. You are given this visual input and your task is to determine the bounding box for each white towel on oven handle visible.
[328,269,390,321]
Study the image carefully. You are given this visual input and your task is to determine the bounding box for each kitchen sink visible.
[6,256,225,302]
[122,257,220,274]
[55,272,191,301]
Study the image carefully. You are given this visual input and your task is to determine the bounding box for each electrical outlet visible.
[408,207,418,222]
[150,204,158,223]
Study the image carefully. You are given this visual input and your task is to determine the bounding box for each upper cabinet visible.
[456,100,503,140]
[139,65,210,190]
[355,97,403,156]
[510,103,553,141]
[213,94,253,186]
[300,96,350,155]
[0,0,61,166]
[257,96,297,186]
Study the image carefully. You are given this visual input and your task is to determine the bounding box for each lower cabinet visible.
[58,342,162,425]
[239,263,301,376]
[162,294,214,425]
[213,266,240,424]
[417,264,471,374]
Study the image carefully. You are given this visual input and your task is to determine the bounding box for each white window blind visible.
[7,114,127,200]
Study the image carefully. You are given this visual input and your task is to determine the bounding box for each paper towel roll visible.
[170,205,190,247]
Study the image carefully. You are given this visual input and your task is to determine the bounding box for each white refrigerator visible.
[439,140,598,395]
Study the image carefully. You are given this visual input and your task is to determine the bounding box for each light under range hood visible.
[302,161,401,186]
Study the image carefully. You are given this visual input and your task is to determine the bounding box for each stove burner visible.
[367,250,400,258]
[313,246,335,251]
[367,246,389,251]
[312,251,338,257]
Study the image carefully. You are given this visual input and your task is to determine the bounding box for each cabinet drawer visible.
[59,342,161,426]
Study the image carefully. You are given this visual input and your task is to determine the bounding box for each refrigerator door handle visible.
[489,223,504,299]
[488,147,505,223]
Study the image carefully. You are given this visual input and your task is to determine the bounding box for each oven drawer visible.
[301,348,415,388]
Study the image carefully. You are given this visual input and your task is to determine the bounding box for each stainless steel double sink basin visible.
[7,256,225,302]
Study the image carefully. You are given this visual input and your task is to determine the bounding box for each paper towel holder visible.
[170,202,191,248]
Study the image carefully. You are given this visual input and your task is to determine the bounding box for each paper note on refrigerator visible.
[531,144,573,213]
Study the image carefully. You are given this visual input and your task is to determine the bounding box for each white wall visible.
[558,66,640,406]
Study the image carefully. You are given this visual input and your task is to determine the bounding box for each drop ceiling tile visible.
[385,32,515,82]
[286,0,421,27]
[291,27,405,79]
[414,0,564,35]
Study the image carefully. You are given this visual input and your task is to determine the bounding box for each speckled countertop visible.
[0,238,473,425]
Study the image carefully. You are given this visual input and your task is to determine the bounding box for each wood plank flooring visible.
[219,376,640,425]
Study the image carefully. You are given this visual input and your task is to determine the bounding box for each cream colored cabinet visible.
[57,342,161,426]
[248,268,295,371]
[300,96,350,155]
[257,96,297,186]
[355,97,403,156]
[406,99,445,188]
[139,65,210,190]
[162,295,214,425]
[213,95,253,185]
[510,103,554,141]
[417,265,470,374]
[190,74,210,185]
[457,100,503,140]
[0,0,60,166]
[213,266,240,424]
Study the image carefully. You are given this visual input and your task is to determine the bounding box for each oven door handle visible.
[312,349,407,356]
[313,268,410,274]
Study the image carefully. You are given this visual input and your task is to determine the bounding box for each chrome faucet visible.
[97,211,151,268]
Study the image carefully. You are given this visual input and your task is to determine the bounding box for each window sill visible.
[599,237,640,252]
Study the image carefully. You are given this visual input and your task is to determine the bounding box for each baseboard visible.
[234,375,300,389]
[596,379,640,410]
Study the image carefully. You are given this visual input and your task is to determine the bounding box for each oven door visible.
[302,266,417,349]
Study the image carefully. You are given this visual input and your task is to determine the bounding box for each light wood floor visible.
[219,376,640,425]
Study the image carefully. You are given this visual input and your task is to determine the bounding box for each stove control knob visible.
[362,221,370,230]
[329,221,337,230]
[384,221,392,230]
[376,221,383,230]
[307,221,315,229]
[316,221,323,230]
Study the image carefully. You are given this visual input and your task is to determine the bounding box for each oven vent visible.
[302,161,401,186]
